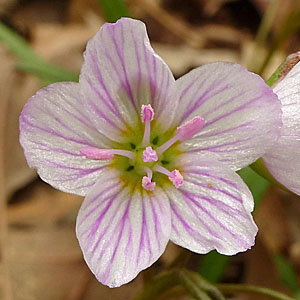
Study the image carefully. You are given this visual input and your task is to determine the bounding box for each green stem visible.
[250,159,286,192]
[258,8,300,75]
[216,284,295,300]
[133,269,226,300]
[255,0,281,46]
[266,52,300,87]
[167,248,191,269]
[176,270,213,300]
[249,0,281,72]
[181,270,226,300]
[133,270,179,300]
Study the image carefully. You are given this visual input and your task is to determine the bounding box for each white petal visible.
[172,62,282,170]
[166,152,257,255]
[76,168,171,287]
[263,61,300,195]
[80,18,176,140]
[19,82,112,196]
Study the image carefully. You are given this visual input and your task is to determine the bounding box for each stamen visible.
[177,116,205,141]
[142,167,156,191]
[153,165,184,188]
[141,104,154,147]
[141,104,154,122]
[156,116,205,155]
[143,146,158,162]
[169,170,184,188]
[156,135,179,155]
[80,147,135,160]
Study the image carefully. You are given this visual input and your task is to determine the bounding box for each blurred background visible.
[0,0,300,299]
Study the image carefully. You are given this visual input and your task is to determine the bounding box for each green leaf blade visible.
[0,21,78,83]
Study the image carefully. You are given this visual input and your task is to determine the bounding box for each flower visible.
[19,18,282,287]
[263,54,300,195]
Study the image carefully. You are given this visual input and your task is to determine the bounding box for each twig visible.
[132,0,204,49]
[248,0,281,72]
[0,53,13,300]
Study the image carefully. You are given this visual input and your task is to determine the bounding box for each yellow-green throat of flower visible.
[80,104,205,191]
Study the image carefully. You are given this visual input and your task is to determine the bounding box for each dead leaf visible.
[255,188,290,253]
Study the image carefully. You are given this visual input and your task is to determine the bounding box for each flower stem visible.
[177,269,225,300]
[167,248,191,269]
[216,284,295,300]
[133,269,225,300]
[133,268,295,300]
[266,52,300,87]
[133,270,178,300]
[250,159,288,193]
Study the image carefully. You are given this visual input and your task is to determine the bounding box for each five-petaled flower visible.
[19,18,282,287]
[263,55,300,195]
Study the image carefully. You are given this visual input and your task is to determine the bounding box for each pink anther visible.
[142,146,158,162]
[80,147,114,160]
[177,116,205,141]
[142,176,156,191]
[169,169,184,188]
[141,104,154,122]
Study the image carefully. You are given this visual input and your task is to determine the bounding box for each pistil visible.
[142,167,156,191]
[142,146,158,162]
[81,107,203,192]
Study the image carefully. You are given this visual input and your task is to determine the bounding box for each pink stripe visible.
[181,190,249,248]
[89,53,123,118]
[180,190,223,239]
[205,94,265,127]
[185,178,243,205]
[190,136,252,152]
[200,121,254,138]
[21,115,95,147]
[149,196,161,250]
[131,30,142,102]
[170,201,216,245]
[109,24,136,110]
[183,170,238,189]
[180,79,226,122]
[202,90,249,119]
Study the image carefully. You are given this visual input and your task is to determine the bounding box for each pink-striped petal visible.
[165,152,257,255]
[19,82,113,196]
[172,62,282,171]
[76,168,171,287]
[80,18,176,138]
[263,61,300,195]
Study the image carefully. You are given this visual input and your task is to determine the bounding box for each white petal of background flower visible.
[263,61,300,195]
[76,168,171,287]
[172,62,282,171]
[80,17,177,140]
[165,153,257,255]
[19,82,112,196]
